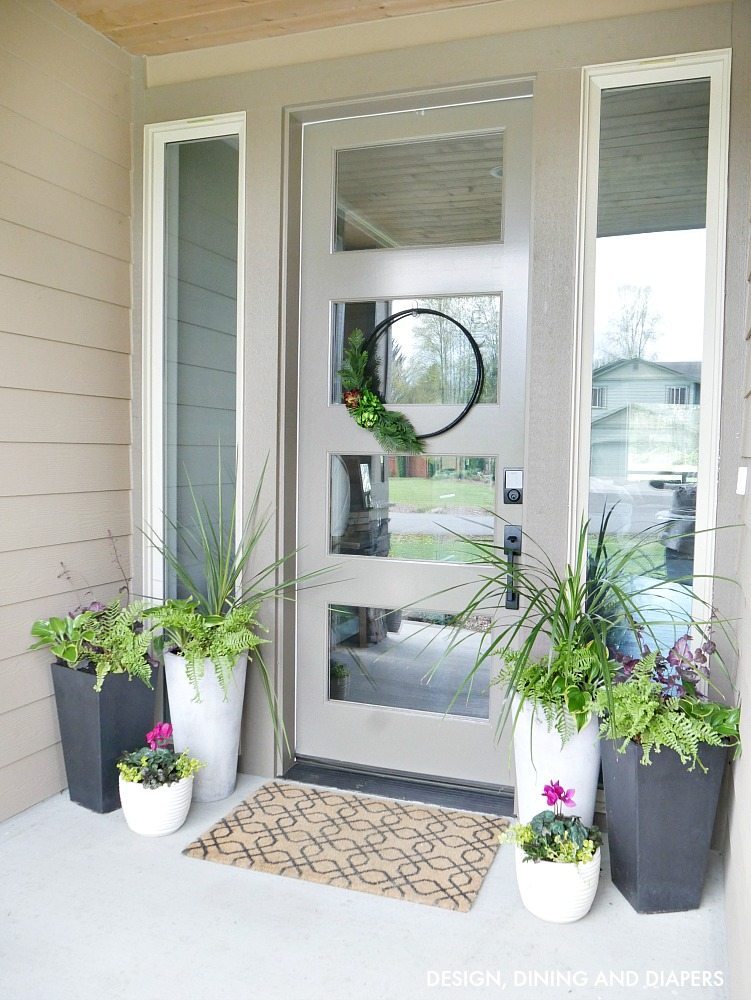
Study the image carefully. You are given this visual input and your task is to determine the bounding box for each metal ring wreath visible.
[337,307,485,454]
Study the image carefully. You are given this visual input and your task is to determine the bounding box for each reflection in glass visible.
[335,132,503,250]
[329,606,489,719]
[163,136,239,599]
[331,296,499,405]
[588,79,709,649]
[330,455,496,562]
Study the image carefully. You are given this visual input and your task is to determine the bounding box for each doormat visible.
[183,780,507,911]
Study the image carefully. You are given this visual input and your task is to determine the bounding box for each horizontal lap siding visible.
[0,1,133,821]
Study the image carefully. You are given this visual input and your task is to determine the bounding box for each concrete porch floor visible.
[0,774,729,1000]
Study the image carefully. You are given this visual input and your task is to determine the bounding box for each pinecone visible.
[343,389,361,410]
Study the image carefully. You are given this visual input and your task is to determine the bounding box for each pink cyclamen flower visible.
[146,722,173,749]
[561,788,576,808]
[542,780,565,806]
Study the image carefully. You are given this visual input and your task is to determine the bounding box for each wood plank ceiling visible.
[55,0,507,55]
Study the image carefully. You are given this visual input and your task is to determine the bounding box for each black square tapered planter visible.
[51,662,156,813]
[601,737,728,913]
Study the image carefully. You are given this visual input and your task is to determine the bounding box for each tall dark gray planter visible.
[601,737,728,913]
[51,662,156,813]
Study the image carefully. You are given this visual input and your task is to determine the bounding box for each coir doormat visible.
[183,780,506,911]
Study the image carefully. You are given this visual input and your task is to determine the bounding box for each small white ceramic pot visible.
[515,846,601,923]
[119,775,194,837]
[513,698,601,827]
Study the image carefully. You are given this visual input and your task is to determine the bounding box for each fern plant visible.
[498,643,602,743]
[147,598,267,701]
[87,600,156,691]
[596,655,740,771]
[30,599,157,691]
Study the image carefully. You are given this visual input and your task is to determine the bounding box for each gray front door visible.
[295,98,531,786]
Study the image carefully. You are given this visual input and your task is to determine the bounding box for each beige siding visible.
[0,0,134,821]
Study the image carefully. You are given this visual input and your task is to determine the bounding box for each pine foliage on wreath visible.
[338,329,424,454]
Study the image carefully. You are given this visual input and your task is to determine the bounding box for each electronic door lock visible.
[503,469,523,504]
[503,524,522,611]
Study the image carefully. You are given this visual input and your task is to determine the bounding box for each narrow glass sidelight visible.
[162,136,240,598]
[588,79,710,626]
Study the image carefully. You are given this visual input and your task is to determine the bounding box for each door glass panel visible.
[331,296,500,404]
[335,132,504,250]
[588,79,709,647]
[163,136,239,598]
[330,454,496,561]
[329,605,489,719]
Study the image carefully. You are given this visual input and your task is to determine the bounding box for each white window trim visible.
[142,113,246,602]
[572,50,731,611]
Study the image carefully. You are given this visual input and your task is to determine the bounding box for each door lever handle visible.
[503,525,522,611]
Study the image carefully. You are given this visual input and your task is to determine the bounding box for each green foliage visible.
[146,598,266,701]
[30,612,96,667]
[117,746,203,789]
[30,601,156,691]
[499,644,602,741]
[437,512,651,739]
[501,810,602,865]
[144,453,329,747]
[330,662,350,680]
[87,601,155,691]
[596,656,741,771]
[338,329,424,454]
[338,328,370,392]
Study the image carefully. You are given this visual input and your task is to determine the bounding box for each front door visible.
[295,98,531,787]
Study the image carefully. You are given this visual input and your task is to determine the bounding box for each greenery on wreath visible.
[117,723,203,789]
[597,636,741,771]
[30,599,157,691]
[500,781,602,864]
[338,329,424,454]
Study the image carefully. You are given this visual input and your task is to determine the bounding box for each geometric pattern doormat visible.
[183,781,507,911]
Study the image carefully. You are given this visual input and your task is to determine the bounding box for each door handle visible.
[503,525,522,610]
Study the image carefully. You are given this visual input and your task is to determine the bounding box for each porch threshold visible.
[285,757,519,817]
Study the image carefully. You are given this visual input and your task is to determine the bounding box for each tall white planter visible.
[515,847,601,922]
[513,699,601,826]
[164,650,247,802]
[119,775,194,836]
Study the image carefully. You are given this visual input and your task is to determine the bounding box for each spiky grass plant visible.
[144,454,326,746]
[436,508,721,742]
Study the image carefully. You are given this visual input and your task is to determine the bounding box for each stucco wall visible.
[722,3,751,997]
[0,0,135,820]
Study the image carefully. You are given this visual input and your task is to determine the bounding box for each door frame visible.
[280,79,534,777]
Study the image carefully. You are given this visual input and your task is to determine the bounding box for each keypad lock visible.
[504,469,523,504]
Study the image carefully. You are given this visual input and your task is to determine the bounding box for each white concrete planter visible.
[164,650,247,802]
[119,775,193,837]
[515,846,601,923]
[513,699,601,826]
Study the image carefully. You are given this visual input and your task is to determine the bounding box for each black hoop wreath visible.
[337,308,485,454]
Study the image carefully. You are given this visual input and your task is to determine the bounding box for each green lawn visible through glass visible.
[387,476,496,512]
